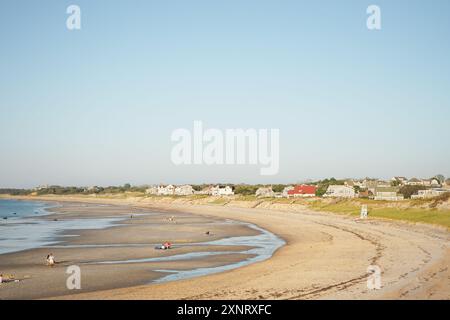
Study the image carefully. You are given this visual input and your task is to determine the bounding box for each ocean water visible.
[0,199,123,255]
[0,199,50,219]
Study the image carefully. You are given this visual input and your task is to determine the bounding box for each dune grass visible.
[210,197,230,205]
[235,195,258,201]
[308,199,450,229]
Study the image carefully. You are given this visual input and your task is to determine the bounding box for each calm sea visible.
[0,199,49,219]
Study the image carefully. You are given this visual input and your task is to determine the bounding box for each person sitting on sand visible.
[0,274,20,284]
[163,242,172,249]
[155,242,172,250]
[46,253,55,267]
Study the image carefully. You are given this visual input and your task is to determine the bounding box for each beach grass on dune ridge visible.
[307,198,450,229]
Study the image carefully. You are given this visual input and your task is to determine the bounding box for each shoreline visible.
[0,198,281,299]
[1,195,449,300]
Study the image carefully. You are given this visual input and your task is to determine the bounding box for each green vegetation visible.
[210,198,230,205]
[236,195,258,201]
[308,198,450,229]
[314,178,345,197]
[187,194,210,200]
[0,189,32,195]
[233,185,259,195]
[399,185,426,199]
[0,185,149,196]
[435,174,445,184]
[38,185,148,195]
[272,184,288,193]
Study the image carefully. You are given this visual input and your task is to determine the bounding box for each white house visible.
[174,185,194,196]
[255,187,275,198]
[406,178,422,186]
[411,189,448,199]
[445,179,450,190]
[323,185,356,198]
[157,185,175,196]
[374,187,404,201]
[221,186,234,196]
[422,178,441,187]
[391,177,408,185]
[145,186,158,195]
[211,186,234,196]
[362,180,389,194]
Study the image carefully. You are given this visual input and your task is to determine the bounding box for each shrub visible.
[399,185,427,199]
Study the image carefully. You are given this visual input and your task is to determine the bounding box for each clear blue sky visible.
[1,0,449,188]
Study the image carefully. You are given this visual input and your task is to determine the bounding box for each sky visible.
[1,0,449,188]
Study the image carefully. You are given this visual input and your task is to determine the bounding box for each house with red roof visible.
[287,185,317,198]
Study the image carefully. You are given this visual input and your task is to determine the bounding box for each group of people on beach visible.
[156,242,172,250]
[0,274,20,284]
[0,253,56,286]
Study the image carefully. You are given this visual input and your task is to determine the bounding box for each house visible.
[174,185,194,196]
[255,187,275,198]
[273,192,284,198]
[445,179,450,190]
[344,180,355,187]
[210,186,220,196]
[422,178,441,187]
[411,189,448,199]
[352,180,365,188]
[430,178,441,187]
[374,187,404,201]
[361,180,389,194]
[286,185,317,198]
[33,185,49,191]
[194,186,213,195]
[145,186,158,195]
[282,186,294,197]
[323,185,356,198]
[358,190,371,198]
[391,177,408,185]
[157,185,175,196]
[211,186,234,196]
[407,177,422,186]
[85,186,101,193]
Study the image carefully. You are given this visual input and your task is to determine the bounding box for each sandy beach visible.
[0,200,267,299]
[1,195,449,300]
